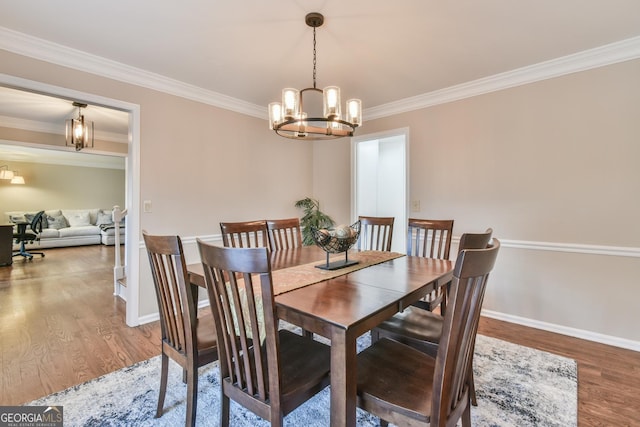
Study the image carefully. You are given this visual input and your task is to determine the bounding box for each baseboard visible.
[137,299,210,326]
[482,309,640,352]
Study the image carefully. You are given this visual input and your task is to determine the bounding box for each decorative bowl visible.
[311,220,361,254]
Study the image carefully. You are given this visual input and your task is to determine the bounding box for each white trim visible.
[0,139,126,169]
[0,73,142,327]
[365,36,640,120]
[0,27,265,120]
[0,114,128,144]
[482,310,640,352]
[451,236,640,258]
[2,27,640,122]
[496,238,640,258]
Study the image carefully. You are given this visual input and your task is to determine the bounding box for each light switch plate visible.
[143,200,152,213]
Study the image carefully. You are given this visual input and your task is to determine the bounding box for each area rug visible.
[28,334,577,426]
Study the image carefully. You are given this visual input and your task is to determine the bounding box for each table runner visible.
[271,250,405,295]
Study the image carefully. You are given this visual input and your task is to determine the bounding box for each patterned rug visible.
[28,333,577,426]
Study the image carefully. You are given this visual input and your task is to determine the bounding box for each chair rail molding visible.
[490,238,640,258]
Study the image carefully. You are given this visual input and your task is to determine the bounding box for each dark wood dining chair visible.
[357,238,500,427]
[143,232,218,427]
[357,215,394,251]
[220,220,269,248]
[371,228,493,405]
[196,241,332,427]
[407,218,454,312]
[266,218,303,251]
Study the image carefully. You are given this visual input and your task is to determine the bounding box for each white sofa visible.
[6,208,125,249]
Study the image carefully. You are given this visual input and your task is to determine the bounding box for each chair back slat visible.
[407,218,454,259]
[432,239,500,425]
[143,233,195,355]
[358,216,394,252]
[267,218,303,251]
[198,242,279,406]
[220,220,269,248]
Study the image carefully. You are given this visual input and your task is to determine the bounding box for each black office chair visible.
[13,210,46,260]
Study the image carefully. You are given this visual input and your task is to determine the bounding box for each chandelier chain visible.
[312,26,317,89]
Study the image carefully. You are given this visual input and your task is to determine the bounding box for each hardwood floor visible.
[1,245,639,426]
[0,245,160,405]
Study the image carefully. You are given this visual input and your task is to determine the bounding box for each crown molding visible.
[0,27,266,120]
[2,27,640,122]
[365,36,640,120]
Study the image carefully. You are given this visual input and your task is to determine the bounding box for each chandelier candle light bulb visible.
[323,86,341,119]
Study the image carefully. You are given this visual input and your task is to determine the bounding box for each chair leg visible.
[370,328,380,344]
[156,353,169,418]
[220,394,230,427]
[461,400,472,427]
[470,369,478,406]
[185,363,198,427]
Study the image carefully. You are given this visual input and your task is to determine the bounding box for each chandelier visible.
[268,13,362,140]
[66,102,94,151]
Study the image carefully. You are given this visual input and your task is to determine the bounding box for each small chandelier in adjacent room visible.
[0,165,14,180]
[268,13,362,140]
[66,102,94,151]
[10,172,25,185]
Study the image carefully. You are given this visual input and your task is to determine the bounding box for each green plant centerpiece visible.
[295,197,335,246]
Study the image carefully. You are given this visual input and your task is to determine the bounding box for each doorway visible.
[351,128,409,252]
[0,73,141,326]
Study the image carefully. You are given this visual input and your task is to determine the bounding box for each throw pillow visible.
[96,211,114,226]
[47,214,68,230]
[66,211,91,227]
[23,212,48,228]
[10,214,26,223]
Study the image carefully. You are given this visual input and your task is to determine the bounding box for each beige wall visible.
[0,160,125,214]
[316,59,640,345]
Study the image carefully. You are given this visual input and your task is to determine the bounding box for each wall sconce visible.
[0,165,14,180]
[10,173,25,185]
[66,102,94,151]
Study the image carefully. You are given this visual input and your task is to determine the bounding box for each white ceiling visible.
[1,1,640,135]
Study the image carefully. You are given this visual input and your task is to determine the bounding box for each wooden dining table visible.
[187,245,453,427]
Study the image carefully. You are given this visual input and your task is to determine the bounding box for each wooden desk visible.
[0,224,13,266]
[188,246,453,427]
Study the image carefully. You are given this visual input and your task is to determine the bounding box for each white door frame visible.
[0,73,141,326]
[351,127,410,251]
